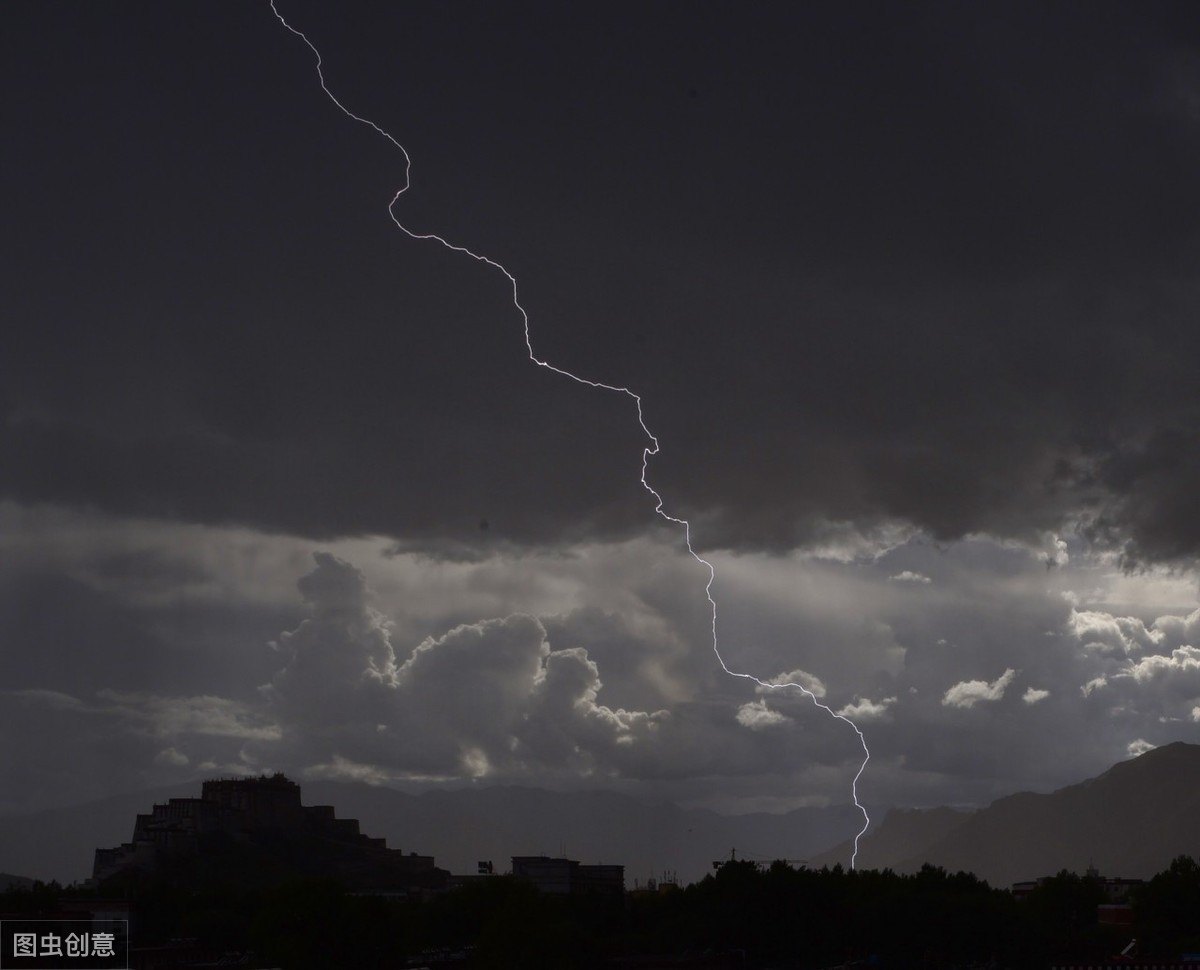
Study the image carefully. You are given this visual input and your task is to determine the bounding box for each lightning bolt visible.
[269,1,871,866]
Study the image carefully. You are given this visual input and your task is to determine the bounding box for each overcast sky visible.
[3,1,1199,839]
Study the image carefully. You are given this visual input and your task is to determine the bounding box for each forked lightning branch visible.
[268,1,872,866]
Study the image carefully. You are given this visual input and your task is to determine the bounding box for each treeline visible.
[3,856,1198,969]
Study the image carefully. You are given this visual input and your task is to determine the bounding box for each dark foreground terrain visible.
[3,856,1198,969]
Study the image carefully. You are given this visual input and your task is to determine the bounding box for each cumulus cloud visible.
[392,614,549,765]
[154,747,189,766]
[1068,609,1162,655]
[3,500,1195,819]
[1125,645,1200,683]
[759,669,827,699]
[835,696,897,721]
[248,546,1199,810]
[262,552,675,782]
[1068,606,1200,725]
[735,700,790,730]
[1127,738,1156,757]
[268,551,400,695]
[1149,607,1200,645]
[942,668,1017,709]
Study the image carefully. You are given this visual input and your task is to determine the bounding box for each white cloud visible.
[888,571,931,584]
[735,700,790,730]
[268,551,401,695]
[1125,645,1200,683]
[942,668,1017,709]
[1127,738,1156,757]
[1022,687,1050,705]
[154,746,190,766]
[1068,609,1161,654]
[1067,606,1200,662]
[835,696,896,721]
[1068,606,1200,725]
[1150,607,1200,643]
[759,669,827,699]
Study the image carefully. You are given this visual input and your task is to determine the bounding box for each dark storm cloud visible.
[1088,423,1200,566]
[4,2,1200,562]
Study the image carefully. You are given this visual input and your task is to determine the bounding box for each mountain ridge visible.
[5,742,1197,888]
[812,741,1200,886]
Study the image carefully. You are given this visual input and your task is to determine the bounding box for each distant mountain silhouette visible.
[0,782,197,885]
[812,741,1200,887]
[20,744,1196,890]
[0,871,37,890]
[808,805,972,873]
[0,781,860,886]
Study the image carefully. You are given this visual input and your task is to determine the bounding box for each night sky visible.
[3,1,1200,831]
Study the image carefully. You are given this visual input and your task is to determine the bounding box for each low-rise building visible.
[511,855,624,895]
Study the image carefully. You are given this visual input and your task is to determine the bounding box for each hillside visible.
[9,743,1196,889]
[814,741,1200,887]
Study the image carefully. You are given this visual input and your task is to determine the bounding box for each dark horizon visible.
[5,849,1200,969]
[3,741,1198,892]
